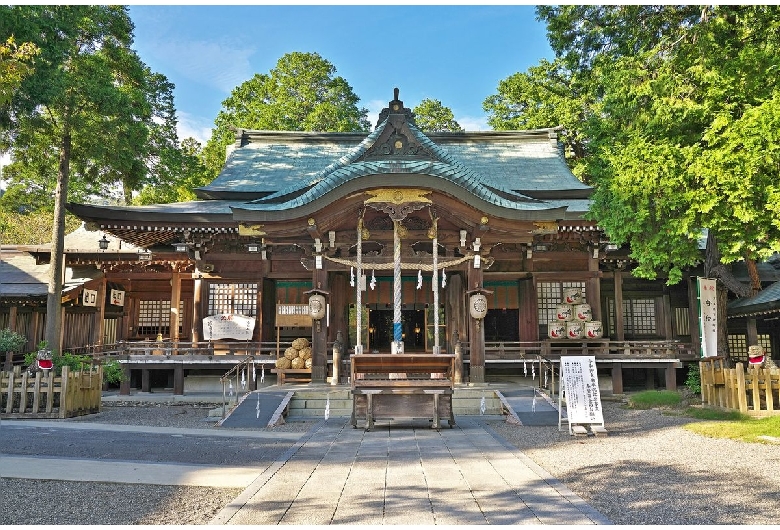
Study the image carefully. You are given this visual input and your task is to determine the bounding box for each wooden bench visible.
[350,354,456,430]
[271,368,311,385]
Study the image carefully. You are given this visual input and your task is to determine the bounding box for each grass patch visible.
[627,390,682,409]
[684,415,780,444]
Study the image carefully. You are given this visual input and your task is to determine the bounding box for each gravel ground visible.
[4,400,780,525]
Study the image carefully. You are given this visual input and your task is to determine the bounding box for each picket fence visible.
[0,365,102,419]
[700,357,780,417]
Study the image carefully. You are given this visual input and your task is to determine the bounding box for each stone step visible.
[285,389,505,418]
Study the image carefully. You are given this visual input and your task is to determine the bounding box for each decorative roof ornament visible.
[361,88,435,161]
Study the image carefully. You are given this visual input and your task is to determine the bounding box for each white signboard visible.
[697,277,718,357]
[82,289,98,307]
[559,356,604,430]
[110,289,125,306]
[203,314,255,341]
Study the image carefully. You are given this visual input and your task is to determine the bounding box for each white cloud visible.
[456,115,490,132]
[177,111,213,146]
[366,99,386,129]
[156,39,255,94]
[0,152,10,191]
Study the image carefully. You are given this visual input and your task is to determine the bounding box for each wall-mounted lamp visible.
[474,254,481,268]
[459,229,467,247]
[98,235,110,251]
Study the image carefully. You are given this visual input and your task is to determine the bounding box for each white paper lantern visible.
[308,294,326,320]
[469,293,488,320]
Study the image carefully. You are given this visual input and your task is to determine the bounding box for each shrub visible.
[685,364,701,395]
[0,328,27,354]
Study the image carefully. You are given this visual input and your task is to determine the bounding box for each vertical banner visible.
[697,278,718,357]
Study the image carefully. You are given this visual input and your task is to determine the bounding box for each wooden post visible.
[119,365,131,396]
[173,363,184,395]
[665,364,677,390]
[192,277,202,344]
[612,363,624,394]
[170,272,181,342]
[736,362,747,413]
[467,262,485,383]
[311,268,328,383]
[141,369,150,393]
[96,278,107,346]
[614,270,625,341]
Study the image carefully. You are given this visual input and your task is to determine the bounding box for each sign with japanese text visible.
[560,356,604,426]
[697,277,718,357]
[82,289,98,307]
[110,289,125,306]
[203,313,255,341]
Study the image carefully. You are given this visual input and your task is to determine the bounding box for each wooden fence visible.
[700,357,780,417]
[0,365,102,419]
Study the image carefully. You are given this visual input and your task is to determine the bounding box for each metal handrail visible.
[220,356,256,419]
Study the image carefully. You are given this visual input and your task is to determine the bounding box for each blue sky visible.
[127,5,555,145]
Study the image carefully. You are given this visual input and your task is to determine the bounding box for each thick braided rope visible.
[356,218,363,351]
[325,254,471,271]
[393,220,402,343]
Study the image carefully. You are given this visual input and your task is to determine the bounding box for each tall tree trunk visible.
[45,128,71,355]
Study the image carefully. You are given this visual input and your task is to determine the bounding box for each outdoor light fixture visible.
[98,235,110,250]
[305,285,330,333]
[466,286,493,331]
[459,230,467,247]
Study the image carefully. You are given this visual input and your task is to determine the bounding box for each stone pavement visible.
[213,416,609,525]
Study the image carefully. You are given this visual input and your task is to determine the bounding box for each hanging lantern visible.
[308,294,327,320]
[469,293,488,321]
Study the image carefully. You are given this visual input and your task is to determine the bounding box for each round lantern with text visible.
[469,293,488,320]
[308,294,326,320]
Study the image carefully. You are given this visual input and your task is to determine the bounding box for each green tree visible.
[496,6,780,298]
[0,37,39,105]
[0,6,179,353]
[202,51,370,177]
[483,58,591,180]
[412,98,463,132]
[132,137,210,205]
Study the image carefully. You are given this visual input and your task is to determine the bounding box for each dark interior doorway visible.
[483,309,520,342]
[368,309,426,351]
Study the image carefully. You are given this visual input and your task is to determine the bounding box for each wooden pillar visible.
[665,364,677,390]
[611,363,624,394]
[588,249,602,322]
[192,277,202,344]
[9,305,17,332]
[517,278,538,341]
[447,273,465,383]
[614,270,625,341]
[141,369,150,392]
[96,278,107,346]
[645,368,656,389]
[170,272,181,341]
[467,261,485,383]
[746,318,758,347]
[173,363,184,395]
[311,268,329,383]
[119,365,131,395]
[687,274,701,357]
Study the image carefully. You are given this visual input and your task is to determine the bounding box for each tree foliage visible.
[0,37,39,106]
[490,5,780,291]
[412,98,463,132]
[202,52,370,177]
[0,6,180,352]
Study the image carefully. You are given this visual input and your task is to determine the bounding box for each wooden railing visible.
[70,341,294,361]
[700,357,780,417]
[1,365,102,419]
[480,340,697,361]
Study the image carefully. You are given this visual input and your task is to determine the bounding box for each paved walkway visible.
[4,383,610,525]
[213,416,608,525]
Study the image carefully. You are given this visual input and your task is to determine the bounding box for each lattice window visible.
[536,281,586,324]
[607,298,657,336]
[673,307,690,336]
[137,300,184,335]
[208,283,258,317]
[729,334,772,361]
